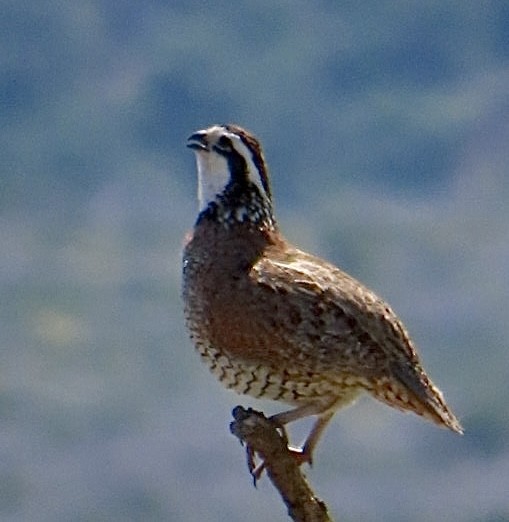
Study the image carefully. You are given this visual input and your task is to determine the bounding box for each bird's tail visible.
[374,361,463,434]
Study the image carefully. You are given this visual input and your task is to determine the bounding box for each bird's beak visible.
[187,132,208,151]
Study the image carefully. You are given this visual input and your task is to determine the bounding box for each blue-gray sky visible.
[1,2,509,520]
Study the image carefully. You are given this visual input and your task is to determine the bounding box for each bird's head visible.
[187,124,272,217]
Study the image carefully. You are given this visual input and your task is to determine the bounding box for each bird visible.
[182,123,463,466]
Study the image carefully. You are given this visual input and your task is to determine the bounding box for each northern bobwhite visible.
[182,124,462,463]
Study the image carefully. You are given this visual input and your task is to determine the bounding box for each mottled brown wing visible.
[250,246,421,377]
[251,247,463,433]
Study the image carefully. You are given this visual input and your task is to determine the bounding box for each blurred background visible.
[1,1,508,520]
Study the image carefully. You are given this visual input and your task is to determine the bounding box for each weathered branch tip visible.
[229,406,334,522]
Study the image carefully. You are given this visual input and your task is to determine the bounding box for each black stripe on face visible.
[224,124,272,201]
[212,138,250,187]
[226,147,250,187]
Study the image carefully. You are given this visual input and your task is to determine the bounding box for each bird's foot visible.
[248,444,313,484]
[287,445,314,467]
[269,416,314,466]
[230,406,314,485]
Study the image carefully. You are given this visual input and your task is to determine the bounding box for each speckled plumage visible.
[182,124,462,461]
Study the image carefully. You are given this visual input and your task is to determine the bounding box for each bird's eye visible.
[215,135,233,153]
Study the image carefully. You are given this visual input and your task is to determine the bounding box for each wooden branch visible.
[230,406,334,522]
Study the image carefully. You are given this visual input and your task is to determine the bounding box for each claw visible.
[252,460,266,484]
[288,445,314,467]
[246,445,267,485]
[246,444,263,486]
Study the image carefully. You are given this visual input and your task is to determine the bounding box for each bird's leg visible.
[297,411,335,465]
[248,403,324,481]
[270,401,337,466]
[249,401,338,481]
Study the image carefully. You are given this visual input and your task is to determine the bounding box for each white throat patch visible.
[194,149,230,212]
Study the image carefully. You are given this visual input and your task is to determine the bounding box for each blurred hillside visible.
[1,1,509,521]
